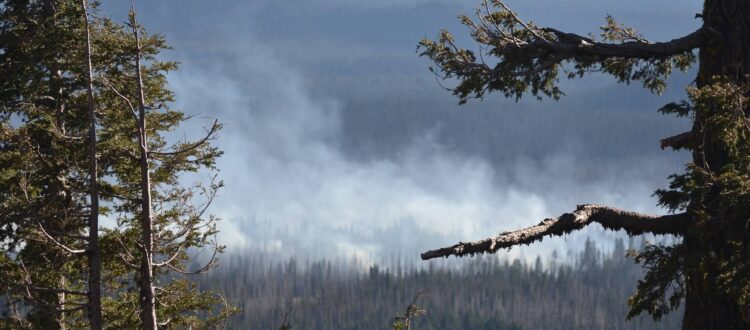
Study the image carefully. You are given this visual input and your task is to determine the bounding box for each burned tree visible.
[419,1,750,328]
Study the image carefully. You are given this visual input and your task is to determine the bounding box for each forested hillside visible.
[198,239,681,329]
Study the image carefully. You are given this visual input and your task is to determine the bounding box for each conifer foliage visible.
[419,0,750,327]
[0,1,231,328]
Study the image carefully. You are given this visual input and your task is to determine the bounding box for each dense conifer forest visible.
[198,238,681,329]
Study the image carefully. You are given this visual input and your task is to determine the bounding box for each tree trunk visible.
[682,0,750,328]
[81,1,102,328]
[132,9,157,329]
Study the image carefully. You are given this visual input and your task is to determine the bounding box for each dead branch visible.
[157,318,172,327]
[100,76,142,134]
[36,222,86,254]
[421,204,689,260]
[149,119,220,157]
[152,245,182,267]
[37,227,89,241]
[163,238,220,275]
[661,131,693,150]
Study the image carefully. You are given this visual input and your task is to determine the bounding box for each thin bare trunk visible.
[81,1,102,329]
[130,2,157,328]
[58,276,67,330]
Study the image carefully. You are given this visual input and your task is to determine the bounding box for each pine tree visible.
[1,1,96,327]
[81,1,102,327]
[418,0,750,328]
[1,0,232,328]
[93,2,230,328]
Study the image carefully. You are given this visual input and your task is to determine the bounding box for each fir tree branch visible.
[419,0,707,101]
[480,0,705,60]
[536,28,705,59]
[28,286,88,296]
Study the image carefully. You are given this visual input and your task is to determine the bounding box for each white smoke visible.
[166,41,680,265]
[90,0,701,266]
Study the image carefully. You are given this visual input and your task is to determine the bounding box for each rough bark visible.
[660,131,692,150]
[449,2,706,83]
[422,204,689,260]
[422,1,750,327]
[468,27,706,77]
[478,0,705,60]
[681,0,750,329]
[131,4,157,329]
[81,1,102,328]
[536,27,706,59]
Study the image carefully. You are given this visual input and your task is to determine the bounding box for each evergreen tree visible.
[81,0,102,327]
[196,243,681,329]
[1,1,231,328]
[1,1,96,327]
[418,0,750,328]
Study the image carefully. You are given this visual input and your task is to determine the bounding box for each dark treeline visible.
[198,238,682,329]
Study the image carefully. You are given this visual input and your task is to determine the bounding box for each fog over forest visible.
[100,0,701,264]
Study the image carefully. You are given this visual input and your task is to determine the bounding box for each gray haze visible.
[101,0,701,264]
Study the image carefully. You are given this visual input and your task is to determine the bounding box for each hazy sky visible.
[101,0,702,264]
